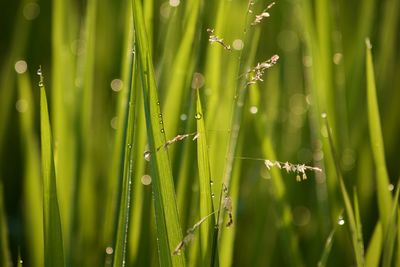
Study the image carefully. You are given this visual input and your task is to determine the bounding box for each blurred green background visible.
[0,0,399,266]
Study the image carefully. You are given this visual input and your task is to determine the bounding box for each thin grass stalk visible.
[323,115,364,267]
[382,181,400,267]
[112,44,137,267]
[196,89,216,265]
[317,212,342,267]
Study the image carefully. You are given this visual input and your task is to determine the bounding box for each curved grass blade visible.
[195,89,216,265]
[132,1,185,266]
[365,39,392,232]
[317,212,342,267]
[323,115,364,267]
[39,69,65,267]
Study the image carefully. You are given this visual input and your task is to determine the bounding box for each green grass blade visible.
[163,0,200,136]
[382,180,400,267]
[17,248,23,267]
[17,70,44,267]
[39,72,65,267]
[196,89,215,265]
[0,182,11,267]
[112,53,136,267]
[317,212,342,267]
[323,115,364,267]
[132,0,185,266]
[365,222,382,267]
[365,39,392,232]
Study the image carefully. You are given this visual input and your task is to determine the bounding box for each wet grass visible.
[0,0,399,266]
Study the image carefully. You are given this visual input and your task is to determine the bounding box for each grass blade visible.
[0,182,11,267]
[196,89,216,265]
[365,222,382,267]
[382,180,400,267]
[365,39,392,232]
[17,69,44,267]
[132,1,185,266]
[317,212,342,267]
[112,36,137,267]
[39,69,65,267]
[323,115,364,267]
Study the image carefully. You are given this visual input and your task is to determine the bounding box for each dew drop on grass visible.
[338,216,345,225]
[160,128,165,133]
[210,180,213,186]
[38,81,44,87]
[105,247,114,255]
[321,112,327,119]
[388,184,394,191]
[195,113,202,120]
[211,193,215,198]
[180,113,188,121]
[144,151,151,161]
[127,144,132,149]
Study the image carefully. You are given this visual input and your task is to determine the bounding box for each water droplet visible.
[338,216,345,225]
[156,101,160,105]
[321,112,327,119]
[38,81,43,87]
[180,113,188,121]
[106,247,114,255]
[388,184,394,191]
[195,113,202,120]
[249,106,258,114]
[211,193,215,198]
[37,68,42,76]
[144,151,151,161]
[158,114,162,118]
[141,174,152,185]
[159,119,163,124]
[160,128,165,133]
[19,260,23,264]
[210,180,214,186]
[127,144,132,149]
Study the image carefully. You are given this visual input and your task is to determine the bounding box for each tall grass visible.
[0,0,399,266]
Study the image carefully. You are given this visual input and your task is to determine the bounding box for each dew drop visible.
[211,193,215,198]
[388,184,394,191]
[158,114,162,118]
[338,216,345,225]
[160,128,165,133]
[159,119,163,124]
[37,68,42,76]
[210,180,214,186]
[321,112,327,119]
[106,247,114,255]
[38,81,44,87]
[157,101,160,105]
[195,113,202,120]
[127,144,132,149]
[144,151,151,162]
